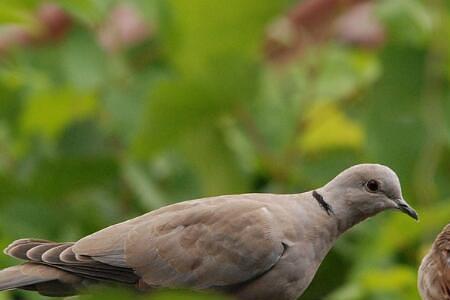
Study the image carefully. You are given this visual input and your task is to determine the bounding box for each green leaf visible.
[363,46,427,185]
[298,103,365,154]
[61,28,107,89]
[165,0,290,75]
[180,127,249,195]
[21,87,97,139]
[313,47,381,101]
[133,70,256,156]
[0,0,38,25]
[58,0,114,25]
[377,0,433,47]
[122,160,168,209]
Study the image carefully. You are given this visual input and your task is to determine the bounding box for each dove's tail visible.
[1,238,139,297]
[0,263,83,296]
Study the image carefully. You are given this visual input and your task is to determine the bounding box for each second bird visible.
[419,223,450,300]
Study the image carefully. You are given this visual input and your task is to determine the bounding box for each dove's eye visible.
[365,180,379,193]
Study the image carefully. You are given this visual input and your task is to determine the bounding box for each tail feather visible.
[3,238,139,286]
[0,265,44,290]
[0,263,85,296]
[41,244,74,264]
[4,239,51,255]
[26,243,60,261]
[6,241,52,261]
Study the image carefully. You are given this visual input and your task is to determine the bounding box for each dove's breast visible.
[228,194,342,300]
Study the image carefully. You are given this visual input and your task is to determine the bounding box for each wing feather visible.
[61,196,287,289]
[125,199,286,288]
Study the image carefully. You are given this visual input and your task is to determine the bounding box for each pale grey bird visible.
[0,164,418,299]
[418,223,450,300]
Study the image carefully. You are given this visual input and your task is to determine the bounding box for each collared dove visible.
[0,164,418,299]
[418,223,450,300]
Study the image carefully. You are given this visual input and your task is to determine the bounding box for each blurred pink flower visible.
[265,0,385,63]
[0,26,33,54]
[0,3,71,55]
[37,3,72,41]
[98,3,152,53]
[335,2,385,48]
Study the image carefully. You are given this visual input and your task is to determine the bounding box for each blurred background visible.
[0,0,449,299]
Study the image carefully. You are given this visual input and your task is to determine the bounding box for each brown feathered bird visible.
[418,223,450,300]
[0,164,418,299]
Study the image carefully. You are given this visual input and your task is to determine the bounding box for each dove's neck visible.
[314,188,375,235]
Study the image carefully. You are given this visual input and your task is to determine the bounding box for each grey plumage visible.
[0,263,86,297]
[0,164,418,299]
[418,224,450,300]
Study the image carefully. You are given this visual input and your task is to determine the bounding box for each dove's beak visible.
[396,198,419,221]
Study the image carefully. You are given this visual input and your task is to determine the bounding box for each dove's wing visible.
[74,196,287,289]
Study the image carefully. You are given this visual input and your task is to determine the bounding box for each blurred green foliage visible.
[0,0,449,300]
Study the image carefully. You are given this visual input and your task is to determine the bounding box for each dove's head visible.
[322,164,418,222]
